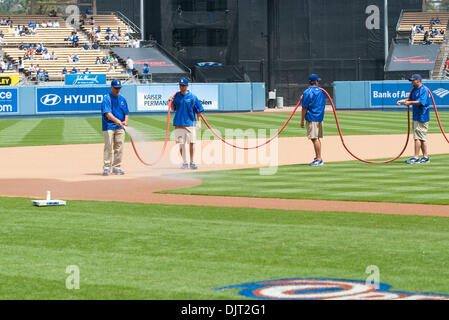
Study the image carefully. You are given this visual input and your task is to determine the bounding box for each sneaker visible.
[309,159,318,166]
[190,162,198,170]
[405,157,419,164]
[102,169,110,176]
[112,169,125,175]
[419,157,430,164]
[310,159,324,166]
[181,162,189,169]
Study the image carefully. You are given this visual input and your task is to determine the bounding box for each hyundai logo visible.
[40,94,61,106]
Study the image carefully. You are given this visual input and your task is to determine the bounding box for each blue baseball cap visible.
[179,78,189,86]
[409,74,422,81]
[309,74,322,82]
[111,79,122,88]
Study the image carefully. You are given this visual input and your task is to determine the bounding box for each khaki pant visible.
[306,121,323,140]
[174,126,197,144]
[413,121,429,141]
[103,129,125,171]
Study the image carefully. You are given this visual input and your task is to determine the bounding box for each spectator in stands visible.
[28,64,35,73]
[96,57,102,64]
[92,42,99,50]
[42,69,49,81]
[90,17,95,25]
[434,29,439,36]
[0,19,6,26]
[36,69,43,81]
[35,64,41,73]
[54,20,60,28]
[117,27,122,37]
[50,51,58,60]
[132,38,140,48]
[67,54,73,63]
[0,60,6,73]
[126,57,134,75]
[71,66,78,74]
[83,68,91,74]
[106,27,112,34]
[6,17,12,25]
[104,34,111,41]
[18,58,24,73]
[8,61,15,71]
[142,63,151,83]
[441,29,446,40]
[111,34,119,41]
[49,9,57,17]
[113,57,119,68]
[62,66,68,75]
[42,21,47,28]
[83,43,90,50]
[18,42,25,50]
[435,18,441,25]
[42,52,50,60]
[72,55,80,63]
[108,63,115,72]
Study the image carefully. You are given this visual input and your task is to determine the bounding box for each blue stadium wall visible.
[0,83,266,119]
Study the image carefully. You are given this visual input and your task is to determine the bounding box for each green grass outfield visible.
[165,154,449,205]
[0,111,448,147]
[1,197,449,299]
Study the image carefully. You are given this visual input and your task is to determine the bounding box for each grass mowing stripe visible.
[128,118,169,140]
[20,119,64,146]
[164,154,449,205]
[1,197,449,299]
[0,119,42,147]
[62,118,102,144]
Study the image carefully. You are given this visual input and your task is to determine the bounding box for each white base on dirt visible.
[31,191,66,207]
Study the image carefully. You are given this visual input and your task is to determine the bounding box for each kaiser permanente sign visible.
[137,84,219,111]
[335,81,449,109]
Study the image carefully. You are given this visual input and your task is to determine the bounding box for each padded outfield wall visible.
[335,81,449,110]
[0,83,265,118]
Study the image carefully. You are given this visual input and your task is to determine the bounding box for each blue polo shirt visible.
[172,91,204,127]
[410,84,430,122]
[101,93,129,131]
[302,86,326,122]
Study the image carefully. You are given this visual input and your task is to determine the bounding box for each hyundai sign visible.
[36,87,110,113]
[65,74,107,85]
[0,88,18,114]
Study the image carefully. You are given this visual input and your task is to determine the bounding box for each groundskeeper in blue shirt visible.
[172,87,205,127]
[302,85,326,122]
[101,92,129,131]
[410,83,431,123]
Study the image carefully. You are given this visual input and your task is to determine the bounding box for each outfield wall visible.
[335,81,449,110]
[0,83,266,118]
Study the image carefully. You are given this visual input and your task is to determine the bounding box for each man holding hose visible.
[101,79,129,176]
[301,74,326,166]
[397,74,431,164]
[169,78,204,169]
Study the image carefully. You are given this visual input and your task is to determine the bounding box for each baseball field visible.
[1,110,449,299]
